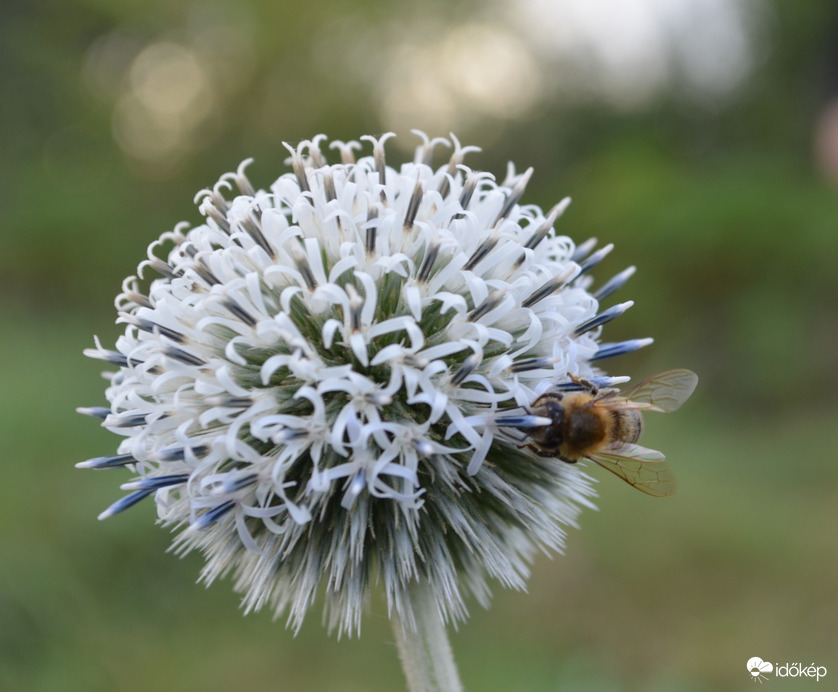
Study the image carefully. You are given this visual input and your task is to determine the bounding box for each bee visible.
[522,369,698,497]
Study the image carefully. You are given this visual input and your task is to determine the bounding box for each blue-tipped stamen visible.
[240,210,275,260]
[463,234,499,271]
[147,257,178,280]
[273,429,309,443]
[593,266,636,302]
[193,257,222,287]
[133,317,187,343]
[321,168,337,203]
[120,474,190,491]
[82,348,129,367]
[223,298,257,327]
[107,412,148,428]
[202,199,232,233]
[346,284,364,332]
[163,345,206,367]
[191,501,236,530]
[214,473,259,495]
[154,443,210,461]
[76,406,111,419]
[98,488,155,520]
[288,243,318,290]
[220,397,253,408]
[416,242,440,283]
[577,243,614,275]
[574,301,634,336]
[458,173,479,210]
[341,470,366,509]
[494,414,553,429]
[404,179,423,230]
[76,453,137,469]
[591,338,654,362]
[570,237,598,263]
[204,395,253,408]
[366,206,378,254]
[515,201,570,267]
[493,168,533,224]
[286,145,311,196]
[509,357,557,373]
[521,268,576,308]
[451,353,481,386]
[468,289,505,322]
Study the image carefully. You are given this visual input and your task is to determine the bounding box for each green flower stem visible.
[393,581,464,692]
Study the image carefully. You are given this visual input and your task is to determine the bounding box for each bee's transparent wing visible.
[588,443,677,497]
[594,369,698,413]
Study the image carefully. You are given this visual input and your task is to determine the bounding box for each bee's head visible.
[528,395,565,451]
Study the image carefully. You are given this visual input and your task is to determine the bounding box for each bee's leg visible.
[567,372,599,395]
[523,443,559,458]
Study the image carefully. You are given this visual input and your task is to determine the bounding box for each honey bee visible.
[522,369,698,497]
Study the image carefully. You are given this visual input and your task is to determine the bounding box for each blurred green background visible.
[2,0,837,690]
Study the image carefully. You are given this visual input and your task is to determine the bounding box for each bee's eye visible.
[546,400,564,423]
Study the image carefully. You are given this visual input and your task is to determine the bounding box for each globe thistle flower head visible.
[78,131,648,637]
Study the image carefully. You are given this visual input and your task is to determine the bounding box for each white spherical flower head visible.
[79,132,649,636]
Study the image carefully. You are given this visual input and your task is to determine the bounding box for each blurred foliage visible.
[1,0,837,690]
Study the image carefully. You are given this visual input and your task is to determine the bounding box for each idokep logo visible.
[747,658,773,683]
[746,657,828,683]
